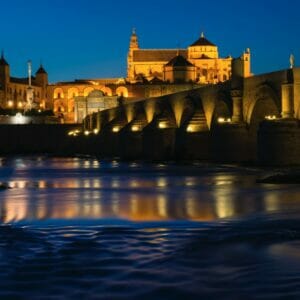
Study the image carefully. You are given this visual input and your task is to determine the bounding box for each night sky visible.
[1,0,299,83]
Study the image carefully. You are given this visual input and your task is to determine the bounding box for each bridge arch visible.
[210,90,232,129]
[116,86,128,98]
[101,86,112,96]
[246,84,280,129]
[83,87,94,97]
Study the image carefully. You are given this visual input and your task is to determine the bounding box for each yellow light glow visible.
[217,117,231,123]
[93,129,99,134]
[68,130,78,136]
[8,100,13,107]
[265,115,277,120]
[158,122,167,129]
[131,125,140,132]
[17,102,23,108]
[84,130,90,136]
[112,127,120,133]
[187,125,200,132]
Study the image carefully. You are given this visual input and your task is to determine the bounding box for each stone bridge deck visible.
[78,67,300,165]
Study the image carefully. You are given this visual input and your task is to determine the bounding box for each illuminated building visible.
[0,51,48,110]
[0,30,252,123]
[127,30,252,83]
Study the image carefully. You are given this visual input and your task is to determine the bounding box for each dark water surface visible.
[0,157,300,299]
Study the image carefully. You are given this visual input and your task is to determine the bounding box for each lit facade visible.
[0,53,48,110]
[127,30,251,84]
[0,31,252,123]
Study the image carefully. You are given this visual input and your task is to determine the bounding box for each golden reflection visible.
[213,175,235,186]
[157,195,168,218]
[38,180,47,188]
[83,180,91,188]
[111,179,120,188]
[93,179,102,188]
[4,198,28,222]
[3,176,295,224]
[185,177,196,187]
[0,190,219,223]
[129,179,140,188]
[84,160,91,168]
[264,192,280,212]
[214,188,235,218]
[157,177,168,187]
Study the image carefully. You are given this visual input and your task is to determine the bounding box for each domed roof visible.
[88,90,105,98]
[165,54,194,67]
[190,32,216,47]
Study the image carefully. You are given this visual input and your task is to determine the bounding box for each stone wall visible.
[0,124,80,154]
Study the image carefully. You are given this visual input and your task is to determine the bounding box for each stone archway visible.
[116,86,129,98]
[247,84,280,131]
[210,100,231,129]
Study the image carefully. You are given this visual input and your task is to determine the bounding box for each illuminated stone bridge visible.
[80,67,300,165]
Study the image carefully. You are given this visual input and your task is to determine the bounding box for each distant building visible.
[0,31,252,123]
[0,52,48,110]
[74,90,118,123]
[127,30,251,84]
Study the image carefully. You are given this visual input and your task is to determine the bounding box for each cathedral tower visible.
[35,64,48,109]
[127,28,140,80]
[0,51,10,105]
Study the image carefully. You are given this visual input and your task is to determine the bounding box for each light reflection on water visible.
[0,157,299,224]
[1,157,300,299]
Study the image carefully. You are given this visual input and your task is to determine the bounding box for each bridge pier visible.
[281,82,294,118]
[258,119,300,165]
[143,123,176,160]
[211,123,252,163]
[231,89,243,123]
[119,125,144,160]
[96,128,122,158]
[175,129,211,160]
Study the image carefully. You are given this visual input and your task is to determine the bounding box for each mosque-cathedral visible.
[0,31,251,123]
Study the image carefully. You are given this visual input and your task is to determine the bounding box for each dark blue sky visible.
[1,0,300,82]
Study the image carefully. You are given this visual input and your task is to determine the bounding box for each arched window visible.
[83,87,94,97]
[116,86,128,98]
[53,88,64,99]
[68,87,79,99]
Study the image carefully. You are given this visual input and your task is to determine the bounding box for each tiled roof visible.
[190,36,216,47]
[165,55,194,67]
[132,49,187,62]
[0,53,8,66]
[10,77,34,84]
[36,65,47,74]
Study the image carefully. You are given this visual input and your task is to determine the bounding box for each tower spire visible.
[1,50,4,59]
[129,28,139,49]
[201,32,204,38]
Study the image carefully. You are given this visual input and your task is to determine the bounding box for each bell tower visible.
[127,28,140,80]
[0,51,10,103]
[35,64,48,108]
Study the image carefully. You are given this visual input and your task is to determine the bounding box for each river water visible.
[0,157,300,299]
